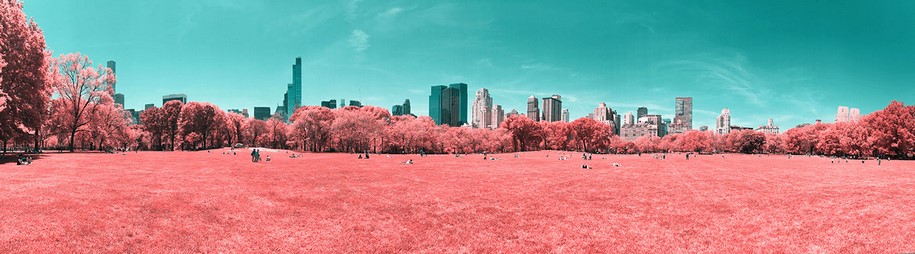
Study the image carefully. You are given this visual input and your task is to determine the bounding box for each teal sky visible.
[23,0,915,129]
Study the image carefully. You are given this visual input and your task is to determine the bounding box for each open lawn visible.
[1,150,914,252]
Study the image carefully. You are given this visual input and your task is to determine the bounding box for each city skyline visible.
[23,1,915,129]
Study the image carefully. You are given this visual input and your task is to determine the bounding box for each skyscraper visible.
[253,107,271,120]
[561,109,570,123]
[402,99,411,115]
[285,57,302,121]
[145,104,155,110]
[429,83,468,126]
[392,105,404,116]
[637,107,648,120]
[527,95,540,122]
[492,105,505,128]
[672,97,693,133]
[541,95,562,122]
[623,112,634,126]
[349,100,362,107]
[107,60,116,93]
[835,106,861,123]
[113,93,125,107]
[716,108,731,135]
[472,88,493,128]
[162,94,187,104]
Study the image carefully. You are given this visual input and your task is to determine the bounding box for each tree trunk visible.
[69,128,77,152]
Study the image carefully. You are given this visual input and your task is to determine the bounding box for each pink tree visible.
[288,106,335,152]
[225,112,246,146]
[243,119,267,147]
[176,102,221,150]
[677,131,713,153]
[265,116,288,149]
[161,100,184,150]
[862,101,915,158]
[569,118,612,153]
[500,115,543,152]
[0,0,51,152]
[49,53,115,151]
[541,121,571,150]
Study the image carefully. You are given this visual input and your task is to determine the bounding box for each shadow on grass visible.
[0,150,111,165]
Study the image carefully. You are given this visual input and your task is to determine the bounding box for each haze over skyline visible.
[24,0,915,129]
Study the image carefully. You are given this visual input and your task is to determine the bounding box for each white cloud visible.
[379,7,403,18]
[348,29,370,53]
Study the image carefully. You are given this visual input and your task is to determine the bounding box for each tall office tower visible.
[716,108,731,135]
[507,109,520,118]
[849,108,861,122]
[107,60,116,93]
[472,88,493,128]
[113,93,125,107]
[285,57,302,121]
[637,107,648,120]
[527,95,540,122]
[145,103,155,110]
[492,105,505,128]
[623,112,635,126]
[674,97,693,129]
[339,99,346,108]
[391,105,404,116]
[836,106,850,123]
[429,84,468,126]
[592,102,615,124]
[402,99,411,115]
[162,94,187,104]
[253,107,271,121]
[561,109,570,123]
[541,94,562,122]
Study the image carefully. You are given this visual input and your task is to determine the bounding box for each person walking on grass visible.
[251,149,256,162]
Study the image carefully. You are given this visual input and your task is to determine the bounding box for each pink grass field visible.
[1,150,914,252]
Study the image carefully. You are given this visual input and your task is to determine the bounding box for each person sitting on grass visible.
[358,154,363,159]
[266,155,271,162]
[404,159,413,164]
[17,154,32,165]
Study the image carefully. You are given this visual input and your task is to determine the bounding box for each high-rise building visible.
[107,60,116,93]
[592,102,620,134]
[162,94,187,104]
[671,97,693,134]
[402,99,411,115]
[349,100,362,107]
[275,105,286,119]
[623,112,634,126]
[836,106,861,123]
[114,93,125,107]
[392,99,410,116]
[757,118,780,134]
[716,108,731,135]
[472,88,493,128]
[429,83,468,126]
[321,99,337,109]
[850,108,861,122]
[506,109,520,118]
[621,114,664,141]
[145,104,155,110]
[227,109,249,118]
[527,95,540,122]
[542,95,562,122]
[492,105,505,128]
[637,107,648,120]
[285,57,302,121]
[254,107,271,121]
[561,109,570,123]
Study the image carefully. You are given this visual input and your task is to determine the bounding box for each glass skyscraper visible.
[284,57,302,121]
[429,83,468,126]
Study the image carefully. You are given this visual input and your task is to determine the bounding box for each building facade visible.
[429,83,468,126]
[321,99,337,109]
[253,107,271,121]
[637,107,648,120]
[756,118,780,134]
[526,95,540,122]
[284,57,302,121]
[561,109,570,123]
[541,95,562,122]
[162,94,187,104]
[492,105,505,129]
[472,88,493,128]
[716,108,731,135]
[670,97,693,134]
